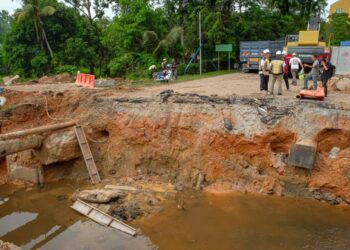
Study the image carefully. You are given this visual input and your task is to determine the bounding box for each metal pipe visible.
[0,135,43,158]
[0,121,76,141]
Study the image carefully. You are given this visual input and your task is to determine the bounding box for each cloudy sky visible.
[0,0,339,15]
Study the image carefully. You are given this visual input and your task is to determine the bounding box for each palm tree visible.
[143,26,184,56]
[15,0,56,57]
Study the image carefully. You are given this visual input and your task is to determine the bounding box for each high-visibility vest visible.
[259,58,270,72]
[270,60,284,75]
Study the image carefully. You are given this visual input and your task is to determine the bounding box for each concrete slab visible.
[288,144,316,170]
[9,166,39,184]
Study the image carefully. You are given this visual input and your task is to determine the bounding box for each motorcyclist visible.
[161,59,167,77]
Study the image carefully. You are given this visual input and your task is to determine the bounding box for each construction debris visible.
[3,75,19,86]
[75,189,125,203]
[288,144,317,170]
[71,199,137,236]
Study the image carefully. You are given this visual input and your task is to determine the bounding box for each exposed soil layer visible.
[1,79,350,206]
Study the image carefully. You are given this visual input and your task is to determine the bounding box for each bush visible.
[54,65,79,75]
[177,63,199,75]
[30,52,48,77]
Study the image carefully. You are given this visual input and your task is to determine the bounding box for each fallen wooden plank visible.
[71,199,136,236]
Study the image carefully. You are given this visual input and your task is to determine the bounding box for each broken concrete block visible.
[329,147,340,159]
[75,189,125,203]
[9,166,39,184]
[34,130,81,165]
[288,144,316,170]
[3,75,19,86]
[0,241,21,250]
[95,79,116,87]
[6,150,42,184]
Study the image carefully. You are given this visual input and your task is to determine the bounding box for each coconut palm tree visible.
[143,26,184,56]
[15,0,56,57]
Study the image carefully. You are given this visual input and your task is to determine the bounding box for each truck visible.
[240,40,285,72]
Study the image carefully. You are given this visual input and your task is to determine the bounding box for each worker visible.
[321,57,333,97]
[289,53,304,86]
[269,51,284,95]
[259,49,271,93]
[303,55,319,90]
[171,58,177,80]
[282,51,290,91]
[161,58,167,76]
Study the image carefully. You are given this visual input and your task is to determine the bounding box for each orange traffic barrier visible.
[296,86,325,100]
[76,73,95,89]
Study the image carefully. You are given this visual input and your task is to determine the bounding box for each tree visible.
[63,0,113,74]
[15,0,56,58]
[143,26,183,56]
[0,11,13,43]
[63,0,113,24]
[323,13,350,46]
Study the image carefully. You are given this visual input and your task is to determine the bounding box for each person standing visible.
[321,57,333,97]
[303,55,320,90]
[289,53,304,86]
[269,51,284,95]
[282,51,290,91]
[161,58,167,77]
[259,49,271,92]
[171,58,177,80]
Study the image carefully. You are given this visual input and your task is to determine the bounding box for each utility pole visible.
[199,11,202,75]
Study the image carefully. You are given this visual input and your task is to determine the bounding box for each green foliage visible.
[54,65,78,75]
[323,13,350,46]
[108,53,135,76]
[0,11,13,43]
[1,0,332,79]
[31,51,49,76]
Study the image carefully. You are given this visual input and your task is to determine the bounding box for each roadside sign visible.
[215,44,233,52]
[215,44,233,72]
[340,41,350,47]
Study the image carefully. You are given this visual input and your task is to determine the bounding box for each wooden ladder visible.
[74,125,101,184]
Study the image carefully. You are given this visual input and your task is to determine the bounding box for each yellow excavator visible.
[283,16,330,64]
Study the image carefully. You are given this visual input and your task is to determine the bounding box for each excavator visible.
[283,15,331,65]
[284,15,329,101]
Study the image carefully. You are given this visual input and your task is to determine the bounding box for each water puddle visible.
[1,182,350,250]
[0,181,153,250]
[135,192,350,250]
[0,212,38,238]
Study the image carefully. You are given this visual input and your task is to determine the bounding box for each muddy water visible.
[135,192,350,250]
[1,183,350,250]
[0,182,153,250]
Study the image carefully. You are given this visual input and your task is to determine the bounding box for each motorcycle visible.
[152,64,175,83]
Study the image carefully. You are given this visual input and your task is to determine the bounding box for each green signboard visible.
[215,44,233,52]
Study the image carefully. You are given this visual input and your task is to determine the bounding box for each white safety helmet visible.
[276,51,282,56]
[263,49,271,54]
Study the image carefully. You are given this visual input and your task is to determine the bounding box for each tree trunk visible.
[42,27,53,58]
[39,18,53,58]
[89,63,95,75]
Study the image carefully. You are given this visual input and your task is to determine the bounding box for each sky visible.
[0,0,340,16]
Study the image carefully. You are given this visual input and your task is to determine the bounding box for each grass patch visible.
[122,70,239,87]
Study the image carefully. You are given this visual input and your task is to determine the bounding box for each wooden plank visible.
[71,199,137,236]
[74,126,101,184]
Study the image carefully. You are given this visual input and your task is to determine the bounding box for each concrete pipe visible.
[0,121,76,141]
[0,135,43,158]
